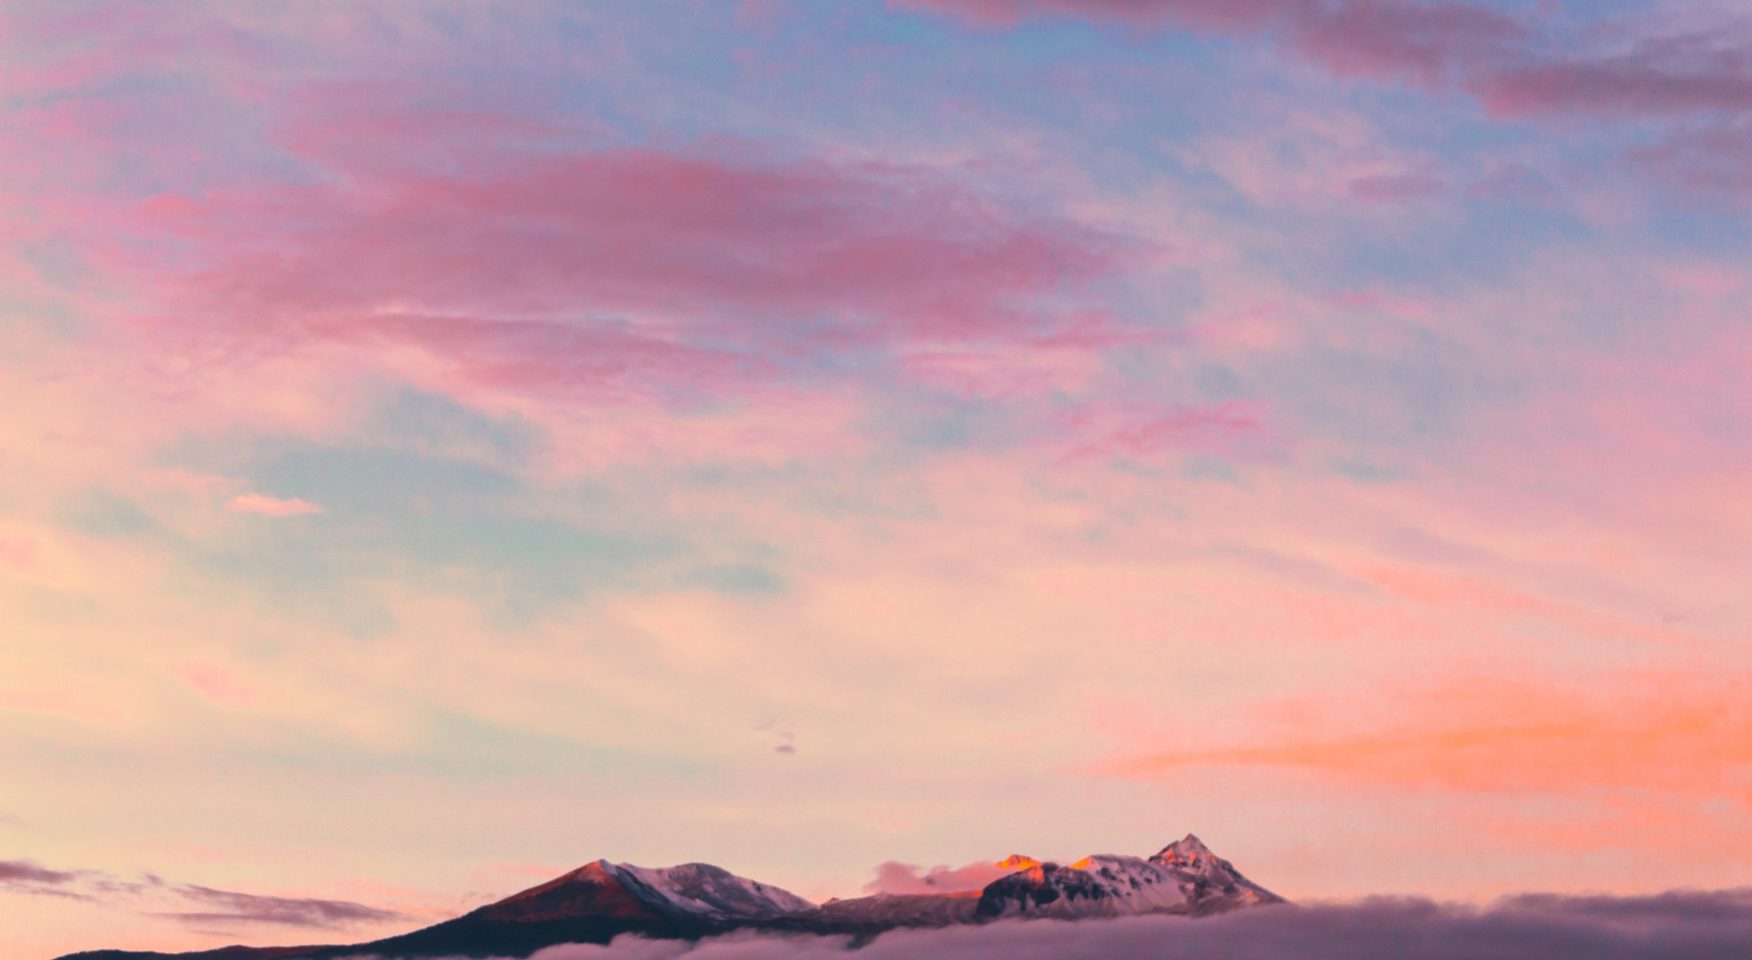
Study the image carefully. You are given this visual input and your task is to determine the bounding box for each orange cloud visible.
[1104,672,1752,801]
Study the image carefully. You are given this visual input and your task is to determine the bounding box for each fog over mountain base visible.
[385,891,1752,960]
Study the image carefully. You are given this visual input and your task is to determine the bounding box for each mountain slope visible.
[968,835,1281,922]
[56,835,1284,960]
[1151,833,1282,913]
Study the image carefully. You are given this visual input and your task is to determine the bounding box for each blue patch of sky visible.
[1262,328,1517,466]
[1642,200,1752,255]
[6,247,94,337]
[142,387,811,626]
[244,708,716,783]
[876,389,1016,453]
[226,444,664,615]
[58,490,161,540]
[364,386,544,469]
[678,562,786,596]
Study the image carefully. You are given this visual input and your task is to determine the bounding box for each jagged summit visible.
[972,836,1281,922]
[1155,833,1214,866]
[57,834,1284,960]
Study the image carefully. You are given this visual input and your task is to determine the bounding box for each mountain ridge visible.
[55,834,1285,960]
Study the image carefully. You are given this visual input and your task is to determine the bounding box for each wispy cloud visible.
[907,0,1752,197]
[0,859,90,900]
[1056,401,1271,463]
[159,883,410,930]
[226,493,325,517]
[136,131,1142,410]
[1101,670,1752,802]
[0,858,407,931]
[1478,30,1752,119]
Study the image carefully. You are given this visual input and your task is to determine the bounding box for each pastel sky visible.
[3,1,1750,956]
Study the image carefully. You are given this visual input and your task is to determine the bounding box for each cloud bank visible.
[485,892,1752,960]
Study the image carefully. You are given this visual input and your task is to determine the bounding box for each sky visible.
[2,0,1750,956]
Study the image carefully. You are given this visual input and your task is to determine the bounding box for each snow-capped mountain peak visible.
[1154,833,1215,868]
[974,854,1188,920]
[970,836,1284,922]
[1148,834,1282,910]
[612,861,815,919]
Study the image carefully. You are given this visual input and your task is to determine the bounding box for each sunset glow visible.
[3,2,1750,958]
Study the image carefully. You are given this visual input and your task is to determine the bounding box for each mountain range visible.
[57,834,1284,960]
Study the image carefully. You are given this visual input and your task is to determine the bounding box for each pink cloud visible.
[902,345,1104,399]
[0,75,1157,478]
[864,859,1011,895]
[0,4,275,102]
[1327,290,1435,323]
[892,0,1301,30]
[898,316,1171,399]
[1187,304,1299,353]
[1058,401,1272,463]
[129,130,1142,415]
[177,663,253,707]
[1478,34,1752,119]
[909,0,1752,131]
[902,0,1523,84]
[0,535,39,575]
[227,494,324,517]
[1629,122,1752,200]
[1292,0,1525,85]
[208,88,1138,329]
[1345,170,1446,204]
[314,314,773,404]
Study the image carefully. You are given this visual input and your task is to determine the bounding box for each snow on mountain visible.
[1068,855,1196,912]
[970,836,1281,921]
[471,857,814,932]
[973,855,1187,920]
[1151,833,1283,909]
[613,861,815,919]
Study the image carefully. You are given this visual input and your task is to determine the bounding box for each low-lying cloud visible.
[400,890,1752,960]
